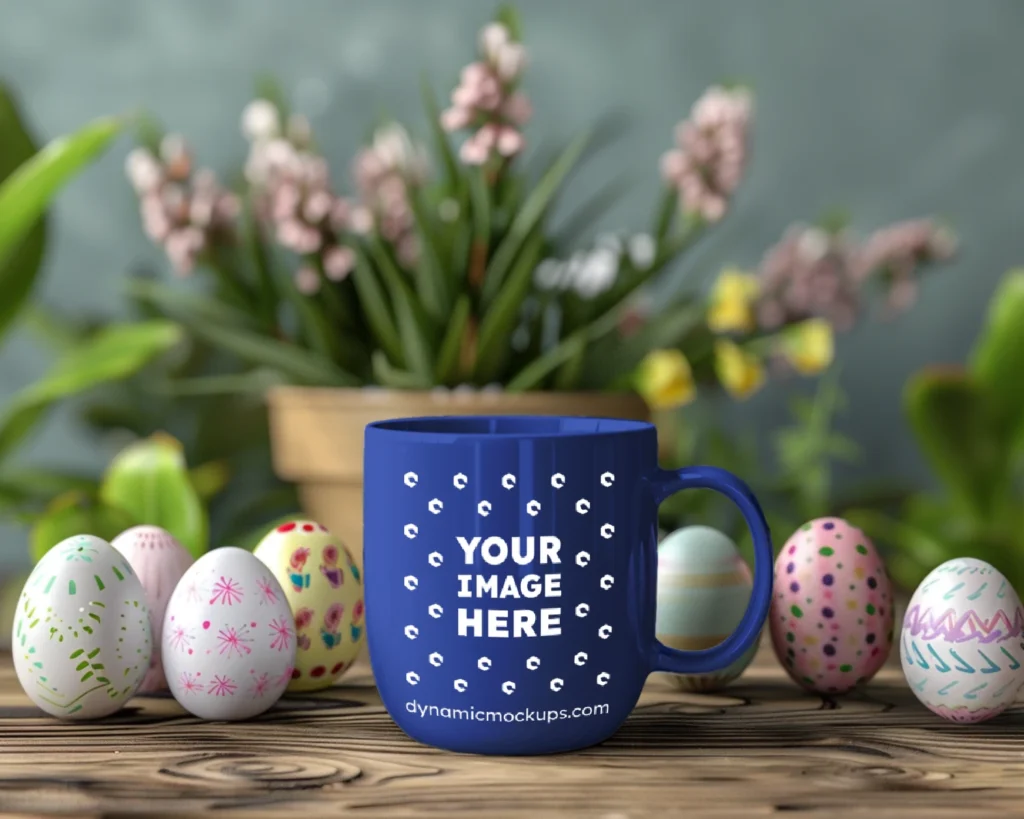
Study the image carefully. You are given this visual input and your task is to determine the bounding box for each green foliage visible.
[0,92,147,550]
[0,320,183,462]
[99,433,208,559]
[847,269,1024,592]
[772,371,860,519]
[656,371,868,565]
[0,84,46,351]
[969,268,1024,447]
[25,430,299,563]
[0,87,121,349]
[903,367,1008,518]
[29,493,136,564]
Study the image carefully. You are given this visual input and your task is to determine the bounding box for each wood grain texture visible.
[1,646,1022,818]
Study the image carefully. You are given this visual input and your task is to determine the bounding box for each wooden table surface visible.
[2,645,1023,819]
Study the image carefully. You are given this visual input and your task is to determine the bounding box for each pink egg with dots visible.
[769,517,894,695]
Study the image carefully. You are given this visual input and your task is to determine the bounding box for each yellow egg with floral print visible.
[254,520,364,691]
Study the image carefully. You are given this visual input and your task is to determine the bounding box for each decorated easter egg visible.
[769,517,894,694]
[111,525,195,693]
[12,534,152,719]
[162,547,296,720]
[901,557,1024,723]
[656,525,759,692]
[254,520,365,691]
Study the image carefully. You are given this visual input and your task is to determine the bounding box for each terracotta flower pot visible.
[266,387,651,567]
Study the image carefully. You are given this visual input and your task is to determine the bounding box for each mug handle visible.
[647,464,774,675]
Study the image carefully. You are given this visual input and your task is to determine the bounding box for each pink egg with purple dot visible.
[769,517,894,695]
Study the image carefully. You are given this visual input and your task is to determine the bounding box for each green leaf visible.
[582,297,704,386]
[126,276,262,330]
[506,304,624,392]
[406,187,449,319]
[100,433,208,560]
[0,83,46,350]
[29,492,138,564]
[0,113,121,305]
[595,215,702,316]
[351,246,404,364]
[0,320,183,462]
[154,369,285,397]
[495,4,524,39]
[468,166,491,266]
[129,273,359,387]
[254,75,291,122]
[233,512,304,552]
[553,176,632,248]
[132,111,165,155]
[371,349,430,389]
[284,271,340,363]
[241,204,280,329]
[514,221,705,392]
[842,507,952,593]
[420,77,461,193]
[474,230,544,383]
[653,187,678,246]
[20,303,90,352]
[904,366,1009,519]
[189,460,231,502]
[481,130,591,307]
[188,319,358,387]
[969,268,1024,446]
[435,294,471,384]
[0,469,99,516]
[368,239,434,384]
[553,336,587,390]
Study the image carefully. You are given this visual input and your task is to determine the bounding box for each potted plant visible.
[119,7,955,561]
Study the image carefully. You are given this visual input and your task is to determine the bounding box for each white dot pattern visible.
[400,468,619,694]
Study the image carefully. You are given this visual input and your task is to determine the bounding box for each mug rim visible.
[366,414,655,441]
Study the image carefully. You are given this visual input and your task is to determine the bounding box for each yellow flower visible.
[714,339,765,400]
[707,268,760,334]
[781,318,834,375]
[635,349,697,411]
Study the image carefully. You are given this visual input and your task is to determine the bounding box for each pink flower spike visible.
[476,123,500,150]
[502,92,533,126]
[349,206,375,235]
[141,195,172,242]
[496,126,524,157]
[659,150,686,184]
[125,149,163,193]
[295,266,321,295]
[303,190,333,223]
[271,184,301,221]
[701,196,727,223]
[441,106,473,132]
[459,133,490,165]
[494,42,527,82]
[479,23,510,61]
[323,245,355,281]
[452,83,482,111]
[460,61,491,88]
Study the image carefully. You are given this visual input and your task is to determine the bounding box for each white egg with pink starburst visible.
[162,546,296,720]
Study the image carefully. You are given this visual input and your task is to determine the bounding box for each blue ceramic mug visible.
[364,415,773,755]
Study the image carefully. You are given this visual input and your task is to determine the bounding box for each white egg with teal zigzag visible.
[900,557,1024,723]
[655,526,759,692]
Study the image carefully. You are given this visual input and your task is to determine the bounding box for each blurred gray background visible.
[0,0,1020,570]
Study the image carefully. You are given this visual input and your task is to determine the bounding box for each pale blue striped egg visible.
[655,525,759,692]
